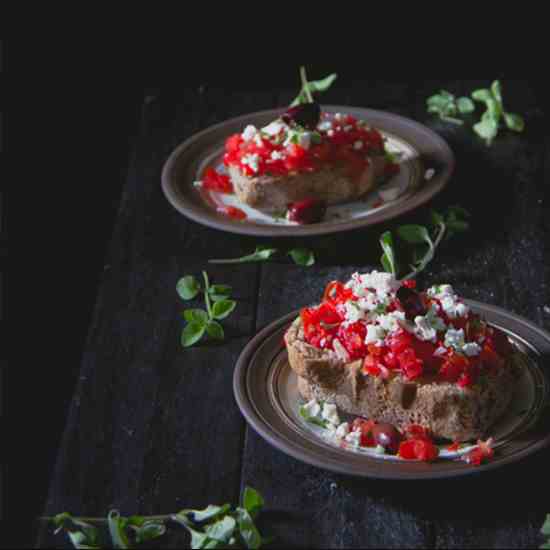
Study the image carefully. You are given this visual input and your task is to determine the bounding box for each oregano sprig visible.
[290,66,338,107]
[426,90,475,125]
[44,487,268,549]
[177,271,236,347]
[541,514,550,549]
[209,246,316,267]
[379,206,470,280]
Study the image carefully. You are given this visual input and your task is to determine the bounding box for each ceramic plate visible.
[161,106,454,237]
[233,301,550,479]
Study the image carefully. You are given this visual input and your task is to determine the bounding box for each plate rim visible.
[161,105,455,237]
[233,300,550,480]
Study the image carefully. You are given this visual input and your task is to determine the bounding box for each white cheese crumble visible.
[365,324,386,345]
[344,429,361,448]
[302,399,321,418]
[298,131,313,150]
[318,120,333,132]
[444,328,465,350]
[254,133,264,147]
[335,422,350,440]
[193,180,203,188]
[241,124,258,141]
[262,120,286,136]
[377,311,406,333]
[413,306,447,342]
[322,403,340,426]
[342,301,366,324]
[241,153,260,173]
[374,445,386,455]
[462,342,482,357]
[270,150,285,161]
[427,284,469,319]
[345,271,401,300]
[353,140,363,150]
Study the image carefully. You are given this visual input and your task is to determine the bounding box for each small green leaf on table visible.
[289,247,315,266]
[182,321,207,347]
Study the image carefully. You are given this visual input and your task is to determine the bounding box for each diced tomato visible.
[462,438,494,466]
[382,350,399,369]
[447,441,461,452]
[439,351,470,383]
[216,205,246,220]
[397,348,424,380]
[404,424,431,441]
[402,279,416,289]
[398,439,439,462]
[338,322,368,360]
[387,330,413,355]
[322,281,355,306]
[202,167,234,193]
[351,418,376,447]
[225,133,242,153]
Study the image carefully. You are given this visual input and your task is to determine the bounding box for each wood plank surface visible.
[37,81,549,549]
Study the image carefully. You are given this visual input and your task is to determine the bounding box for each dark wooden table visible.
[36,80,550,548]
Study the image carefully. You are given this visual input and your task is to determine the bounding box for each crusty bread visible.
[284,317,518,442]
[228,156,386,211]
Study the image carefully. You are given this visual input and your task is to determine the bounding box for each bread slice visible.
[228,156,386,211]
[284,317,518,442]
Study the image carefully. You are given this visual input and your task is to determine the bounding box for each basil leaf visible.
[308,73,338,93]
[212,300,237,320]
[457,97,475,114]
[184,309,209,324]
[473,116,498,145]
[471,88,493,102]
[379,231,397,277]
[242,487,264,519]
[235,507,263,550]
[107,510,130,549]
[288,248,315,267]
[177,275,201,300]
[491,80,502,104]
[205,516,236,543]
[181,321,206,347]
[397,225,430,245]
[206,320,224,340]
[503,112,525,132]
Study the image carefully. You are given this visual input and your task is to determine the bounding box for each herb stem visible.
[40,515,171,523]
[208,257,251,265]
[401,222,446,280]
[202,271,213,319]
[300,66,314,103]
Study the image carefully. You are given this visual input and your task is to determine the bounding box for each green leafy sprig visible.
[209,246,315,267]
[541,514,550,549]
[290,66,338,106]
[45,487,268,549]
[177,271,236,347]
[379,206,470,280]
[426,90,475,125]
[426,81,525,145]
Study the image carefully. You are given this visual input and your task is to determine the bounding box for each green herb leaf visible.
[206,320,224,340]
[176,504,231,524]
[209,246,278,264]
[379,231,398,277]
[290,68,337,106]
[457,97,475,114]
[471,88,493,102]
[541,514,550,536]
[396,225,431,245]
[242,487,264,520]
[205,516,236,543]
[308,73,338,93]
[430,209,444,227]
[440,115,464,125]
[184,309,209,324]
[236,508,263,550]
[299,405,328,428]
[177,275,201,300]
[289,247,315,266]
[208,284,232,301]
[484,97,503,121]
[107,510,130,549]
[473,116,498,146]
[491,80,502,103]
[212,300,237,320]
[181,321,207,347]
[134,521,167,544]
[503,112,525,132]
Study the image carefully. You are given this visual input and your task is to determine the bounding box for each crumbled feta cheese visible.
[462,342,482,356]
[374,445,386,455]
[345,271,401,300]
[353,140,363,150]
[356,293,385,313]
[322,403,340,426]
[440,296,470,319]
[254,133,264,147]
[428,284,454,298]
[345,429,361,447]
[270,150,285,161]
[318,120,333,131]
[425,168,435,180]
[343,301,365,324]
[303,399,321,418]
[444,328,465,350]
[365,324,386,345]
[262,120,286,136]
[241,125,258,141]
[241,153,260,173]
[377,311,406,333]
[193,180,203,188]
[298,131,313,150]
[335,422,350,440]
[414,306,447,342]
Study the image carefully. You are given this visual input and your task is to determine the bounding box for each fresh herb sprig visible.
[177,271,236,347]
[379,206,470,280]
[299,403,328,429]
[45,487,268,549]
[426,90,475,125]
[209,246,315,267]
[427,81,525,145]
[542,514,550,549]
[290,66,338,106]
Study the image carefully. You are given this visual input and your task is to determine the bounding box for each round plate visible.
[161,106,455,237]
[233,301,550,479]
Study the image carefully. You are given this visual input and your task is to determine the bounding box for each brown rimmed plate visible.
[233,300,550,479]
[161,106,454,237]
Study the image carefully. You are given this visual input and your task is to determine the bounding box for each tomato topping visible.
[351,418,376,447]
[202,167,234,193]
[337,322,368,360]
[462,438,494,466]
[447,441,461,452]
[398,439,439,462]
[216,205,246,220]
[404,424,431,441]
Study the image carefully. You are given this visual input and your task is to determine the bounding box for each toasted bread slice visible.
[284,317,517,442]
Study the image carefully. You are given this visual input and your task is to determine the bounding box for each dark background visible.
[14,46,550,548]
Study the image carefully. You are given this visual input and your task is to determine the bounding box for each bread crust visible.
[284,317,517,442]
[228,156,386,211]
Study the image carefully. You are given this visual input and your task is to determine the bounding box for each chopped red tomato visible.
[202,167,234,193]
[447,441,462,452]
[351,418,376,447]
[462,438,494,466]
[404,424,431,441]
[398,439,439,462]
[337,322,368,360]
[216,205,246,220]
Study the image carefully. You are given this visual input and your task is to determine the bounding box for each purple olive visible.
[287,198,327,224]
[397,286,427,321]
[372,423,402,454]
[282,102,321,130]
